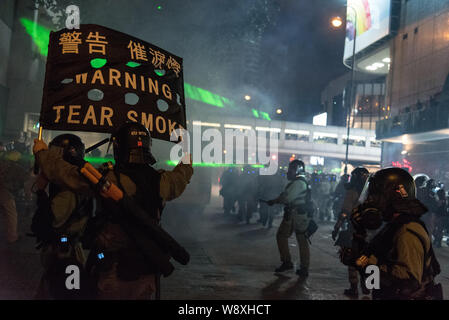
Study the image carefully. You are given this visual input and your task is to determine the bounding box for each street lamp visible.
[331,16,343,28]
[276,108,283,115]
[244,95,251,101]
[331,6,357,175]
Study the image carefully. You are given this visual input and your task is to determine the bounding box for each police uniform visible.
[220,169,238,215]
[346,168,442,300]
[275,175,310,273]
[0,153,28,243]
[333,187,367,296]
[35,184,92,299]
[363,218,435,300]
[35,144,193,299]
[341,189,360,287]
[33,134,93,299]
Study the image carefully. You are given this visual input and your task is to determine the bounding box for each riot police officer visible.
[433,187,447,248]
[332,174,350,221]
[267,160,312,277]
[33,134,94,299]
[342,167,442,300]
[420,178,439,236]
[219,168,238,215]
[332,167,369,298]
[33,122,193,299]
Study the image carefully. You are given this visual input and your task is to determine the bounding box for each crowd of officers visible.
[220,161,444,300]
[219,167,339,227]
[0,126,446,300]
[219,166,284,228]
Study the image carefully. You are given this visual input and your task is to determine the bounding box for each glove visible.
[339,247,355,266]
[33,139,48,155]
[332,229,338,241]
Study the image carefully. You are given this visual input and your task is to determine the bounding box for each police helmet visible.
[49,134,85,165]
[112,122,156,165]
[362,167,416,201]
[287,159,305,181]
[356,167,416,225]
[349,167,369,191]
[414,174,430,188]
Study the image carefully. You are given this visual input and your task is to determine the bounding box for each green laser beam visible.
[260,111,271,121]
[252,109,259,118]
[184,83,225,108]
[165,161,263,168]
[84,157,115,165]
[20,17,51,56]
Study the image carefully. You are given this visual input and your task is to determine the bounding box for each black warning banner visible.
[40,24,186,141]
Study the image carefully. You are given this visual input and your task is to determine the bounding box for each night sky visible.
[261,0,348,121]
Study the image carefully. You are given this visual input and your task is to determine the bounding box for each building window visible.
[313,133,338,144]
[285,129,310,142]
[370,139,382,148]
[285,133,309,142]
[343,137,366,147]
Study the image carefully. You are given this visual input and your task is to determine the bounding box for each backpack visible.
[30,189,57,248]
[30,187,92,249]
[297,177,319,242]
[297,176,317,218]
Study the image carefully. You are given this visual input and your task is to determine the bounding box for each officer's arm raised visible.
[159,158,194,201]
[34,145,91,194]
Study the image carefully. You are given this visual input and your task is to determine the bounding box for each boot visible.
[296,268,309,278]
[275,261,293,273]
[344,284,358,298]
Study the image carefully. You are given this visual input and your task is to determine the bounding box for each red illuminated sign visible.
[392,158,413,173]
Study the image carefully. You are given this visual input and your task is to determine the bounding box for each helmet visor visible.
[358,173,375,204]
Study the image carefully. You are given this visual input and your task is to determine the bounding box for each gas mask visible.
[351,175,385,233]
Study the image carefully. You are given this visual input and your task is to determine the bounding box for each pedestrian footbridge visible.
[188,115,381,164]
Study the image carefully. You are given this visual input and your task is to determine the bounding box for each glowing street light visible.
[276,108,283,115]
[244,95,251,101]
[331,16,343,28]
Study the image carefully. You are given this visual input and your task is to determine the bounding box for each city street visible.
[3,0,449,306]
[162,197,449,300]
[2,195,449,300]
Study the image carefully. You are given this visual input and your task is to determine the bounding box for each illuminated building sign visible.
[391,158,412,173]
[344,0,391,60]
